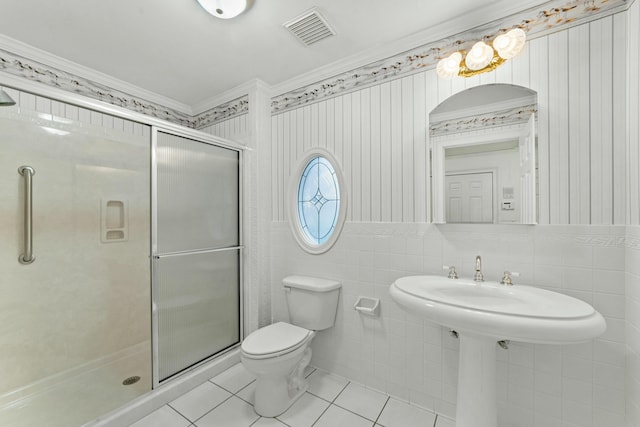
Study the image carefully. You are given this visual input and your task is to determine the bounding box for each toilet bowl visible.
[241,322,315,417]
[241,275,341,417]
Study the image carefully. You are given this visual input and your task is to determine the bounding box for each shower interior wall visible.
[0,87,152,427]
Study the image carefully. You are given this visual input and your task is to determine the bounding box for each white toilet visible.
[241,275,341,417]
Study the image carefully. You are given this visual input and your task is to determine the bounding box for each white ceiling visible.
[0,0,547,109]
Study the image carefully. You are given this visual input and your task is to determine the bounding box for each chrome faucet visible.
[474,255,484,282]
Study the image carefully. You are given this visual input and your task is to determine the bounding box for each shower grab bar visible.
[153,245,244,259]
[18,166,36,265]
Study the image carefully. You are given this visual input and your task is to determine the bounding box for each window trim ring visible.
[287,148,348,255]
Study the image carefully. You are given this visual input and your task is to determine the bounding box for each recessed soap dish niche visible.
[101,198,129,243]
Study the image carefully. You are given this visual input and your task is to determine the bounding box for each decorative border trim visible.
[430,104,537,136]
[0,0,627,125]
[194,96,249,129]
[270,0,627,114]
[0,48,197,128]
[0,49,250,129]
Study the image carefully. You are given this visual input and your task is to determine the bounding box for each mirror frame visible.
[429,84,538,225]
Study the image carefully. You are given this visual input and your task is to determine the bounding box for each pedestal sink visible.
[389,275,606,427]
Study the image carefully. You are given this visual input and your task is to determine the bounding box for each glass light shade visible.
[493,28,526,59]
[195,0,248,19]
[436,52,463,79]
[465,41,494,71]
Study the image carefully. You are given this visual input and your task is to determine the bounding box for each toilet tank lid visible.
[283,275,341,292]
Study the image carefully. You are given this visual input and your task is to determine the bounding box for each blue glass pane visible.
[318,164,338,200]
[299,159,320,201]
[297,155,341,246]
[317,200,339,243]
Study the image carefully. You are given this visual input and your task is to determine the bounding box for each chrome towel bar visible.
[18,165,35,265]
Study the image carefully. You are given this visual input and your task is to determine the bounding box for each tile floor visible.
[130,363,454,427]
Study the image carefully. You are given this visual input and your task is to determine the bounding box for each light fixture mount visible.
[195,0,249,19]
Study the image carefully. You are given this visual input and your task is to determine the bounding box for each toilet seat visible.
[241,322,313,360]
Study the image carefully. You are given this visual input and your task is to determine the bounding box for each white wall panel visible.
[271,14,629,226]
[613,12,627,226]
[529,36,550,224]
[200,114,249,142]
[629,2,640,226]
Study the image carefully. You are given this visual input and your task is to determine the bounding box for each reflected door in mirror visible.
[445,172,494,223]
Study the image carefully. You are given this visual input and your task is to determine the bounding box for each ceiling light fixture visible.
[437,28,526,79]
[195,0,248,19]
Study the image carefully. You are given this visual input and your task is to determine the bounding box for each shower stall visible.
[0,87,243,427]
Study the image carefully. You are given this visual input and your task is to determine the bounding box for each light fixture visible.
[195,0,248,19]
[0,89,16,106]
[437,28,526,79]
[493,28,526,59]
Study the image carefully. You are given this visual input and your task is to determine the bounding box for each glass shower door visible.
[153,130,241,383]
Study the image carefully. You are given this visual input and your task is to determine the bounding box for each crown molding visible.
[192,78,270,115]
[0,34,192,115]
[193,95,249,129]
[0,46,197,128]
[270,0,628,114]
[269,0,550,99]
[191,80,275,130]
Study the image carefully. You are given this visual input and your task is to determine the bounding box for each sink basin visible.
[389,275,606,427]
[390,275,606,344]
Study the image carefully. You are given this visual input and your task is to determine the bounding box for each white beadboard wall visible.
[629,0,640,227]
[199,114,249,141]
[270,13,628,226]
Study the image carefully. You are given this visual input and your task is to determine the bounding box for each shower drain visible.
[122,376,141,386]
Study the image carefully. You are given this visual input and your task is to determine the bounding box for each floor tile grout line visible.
[309,380,351,427]
[305,367,317,378]
[274,414,293,426]
[165,403,194,425]
[373,396,391,427]
[331,400,384,424]
[330,401,380,425]
[189,394,235,425]
[331,380,351,403]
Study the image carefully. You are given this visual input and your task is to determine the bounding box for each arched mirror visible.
[430,84,537,224]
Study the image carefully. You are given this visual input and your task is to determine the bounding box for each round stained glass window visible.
[289,149,346,254]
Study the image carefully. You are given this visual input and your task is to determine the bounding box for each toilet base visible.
[253,347,312,417]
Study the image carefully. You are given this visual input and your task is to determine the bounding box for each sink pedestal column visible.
[456,333,497,427]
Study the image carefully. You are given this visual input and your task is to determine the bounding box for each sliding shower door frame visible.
[150,126,244,388]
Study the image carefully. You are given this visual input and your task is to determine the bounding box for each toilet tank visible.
[283,275,341,331]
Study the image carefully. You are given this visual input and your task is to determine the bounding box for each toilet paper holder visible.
[353,296,380,317]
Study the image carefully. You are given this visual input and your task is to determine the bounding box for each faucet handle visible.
[500,271,519,286]
[443,265,458,279]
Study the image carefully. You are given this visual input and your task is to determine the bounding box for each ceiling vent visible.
[283,9,336,46]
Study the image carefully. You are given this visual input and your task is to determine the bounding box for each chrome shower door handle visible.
[18,165,35,264]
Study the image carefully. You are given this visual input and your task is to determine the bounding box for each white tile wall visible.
[626,226,640,427]
[270,222,627,426]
